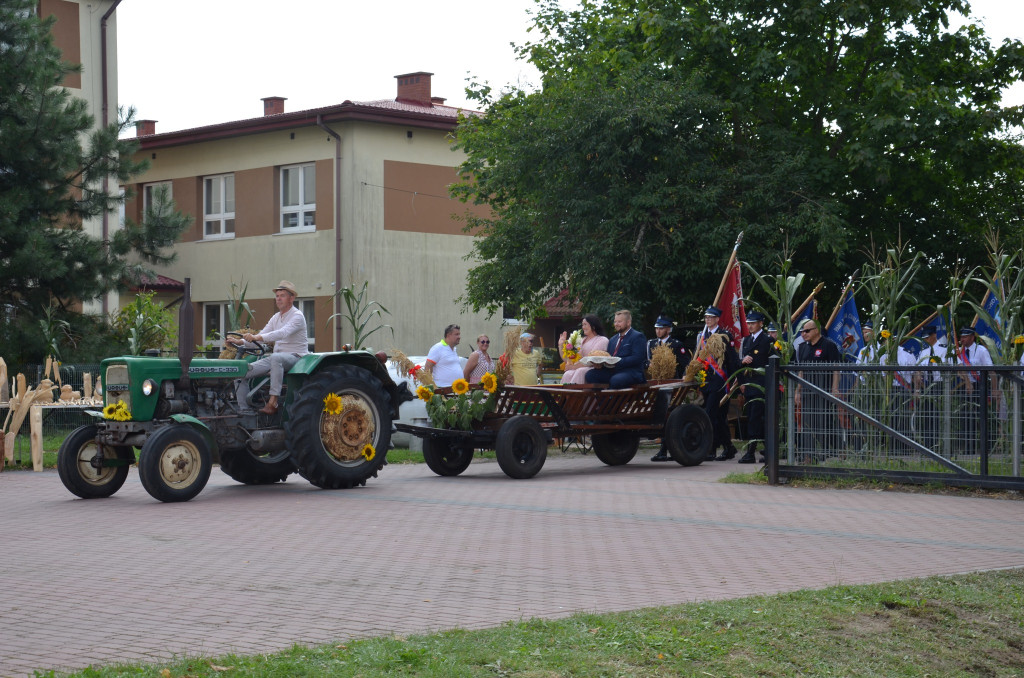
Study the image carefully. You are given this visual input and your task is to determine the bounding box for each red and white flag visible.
[719,261,748,350]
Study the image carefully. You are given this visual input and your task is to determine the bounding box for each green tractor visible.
[57,281,411,503]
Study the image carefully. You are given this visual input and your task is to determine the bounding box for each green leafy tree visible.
[456,0,1024,316]
[453,63,841,322]
[0,0,190,319]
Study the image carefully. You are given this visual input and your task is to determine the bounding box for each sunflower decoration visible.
[879,329,892,340]
[103,400,132,421]
[695,369,708,388]
[480,372,498,394]
[361,443,376,462]
[322,392,344,415]
[417,384,434,402]
[451,378,470,395]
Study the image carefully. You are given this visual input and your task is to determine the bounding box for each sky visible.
[115,0,1024,135]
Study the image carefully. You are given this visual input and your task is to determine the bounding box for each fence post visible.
[765,355,778,485]
[979,375,989,475]
[1014,379,1021,477]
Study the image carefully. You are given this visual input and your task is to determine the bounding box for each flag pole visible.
[900,302,951,345]
[790,282,825,323]
[824,270,860,331]
[712,232,744,308]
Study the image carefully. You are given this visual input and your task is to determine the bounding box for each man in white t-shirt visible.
[228,280,309,414]
[425,324,463,388]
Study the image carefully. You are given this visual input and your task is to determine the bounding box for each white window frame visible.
[203,174,235,240]
[143,181,173,217]
[296,297,316,352]
[202,302,231,349]
[280,163,316,233]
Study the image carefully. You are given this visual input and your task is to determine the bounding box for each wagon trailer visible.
[397,380,714,479]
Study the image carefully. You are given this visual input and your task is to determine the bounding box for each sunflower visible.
[1015,335,1024,345]
[113,406,132,421]
[322,392,343,415]
[361,443,376,461]
[417,385,433,401]
[480,372,498,394]
[880,329,892,340]
[451,378,470,395]
[102,403,118,419]
[773,340,783,351]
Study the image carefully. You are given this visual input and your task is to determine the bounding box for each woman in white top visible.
[463,335,495,383]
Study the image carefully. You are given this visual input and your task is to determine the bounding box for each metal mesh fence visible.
[777,362,1023,478]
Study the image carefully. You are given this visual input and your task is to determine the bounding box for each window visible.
[296,298,316,352]
[203,302,230,348]
[143,181,173,217]
[203,174,235,239]
[281,164,315,232]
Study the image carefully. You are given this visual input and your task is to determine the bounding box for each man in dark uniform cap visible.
[737,311,775,463]
[695,306,732,352]
[649,314,689,462]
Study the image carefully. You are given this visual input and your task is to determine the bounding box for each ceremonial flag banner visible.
[720,261,748,349]
[826,289,864,362]
[792,301,815,349]
[974,285,1003,349]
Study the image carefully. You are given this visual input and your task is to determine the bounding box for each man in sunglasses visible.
[794,320,842,461]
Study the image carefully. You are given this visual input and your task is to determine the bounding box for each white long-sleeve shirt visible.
[257,306,309,355]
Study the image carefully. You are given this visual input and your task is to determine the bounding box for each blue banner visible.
[974,285,1002,349]
[826,290,864,362]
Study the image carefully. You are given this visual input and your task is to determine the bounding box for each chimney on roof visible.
[431,96,446,105]
[262,96,286,116]
[395,71,434,106]
[135,119,157,136]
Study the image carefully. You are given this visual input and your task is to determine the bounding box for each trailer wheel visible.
[422,436,474,476]
[57,425,132,499]
[219,447,296,485]
[286,364,391,489]
[138,424,213,503]
[495,416,547,479]
[591,431,640,466]
[665,404,713,466]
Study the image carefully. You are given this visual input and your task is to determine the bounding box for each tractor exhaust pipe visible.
[178,277,193,390]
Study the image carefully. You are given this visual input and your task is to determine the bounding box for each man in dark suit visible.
[737,311,774,463]
[648,314,689,462]
[586,309,648,388]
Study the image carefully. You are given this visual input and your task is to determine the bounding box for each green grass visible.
[39,569,1024,677]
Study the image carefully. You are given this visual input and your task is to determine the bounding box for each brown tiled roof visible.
[544,289,582,316]
[132,274,184,291]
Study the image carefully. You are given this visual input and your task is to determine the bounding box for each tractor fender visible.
[168,414,218,455]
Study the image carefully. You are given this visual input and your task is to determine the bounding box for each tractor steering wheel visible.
[224,332,266,358]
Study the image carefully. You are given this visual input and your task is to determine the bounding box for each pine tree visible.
[0,0,189,320]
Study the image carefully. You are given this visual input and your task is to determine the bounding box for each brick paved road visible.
[3,455,1024,677]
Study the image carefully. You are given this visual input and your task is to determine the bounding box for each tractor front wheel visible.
[57,425,132,499]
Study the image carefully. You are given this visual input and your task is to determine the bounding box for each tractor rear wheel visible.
[286,364,391,489]
[219,447,296,485]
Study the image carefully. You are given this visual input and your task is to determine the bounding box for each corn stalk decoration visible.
[328,281,394,350]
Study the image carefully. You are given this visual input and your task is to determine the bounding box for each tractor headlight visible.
[142,379,157,397]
